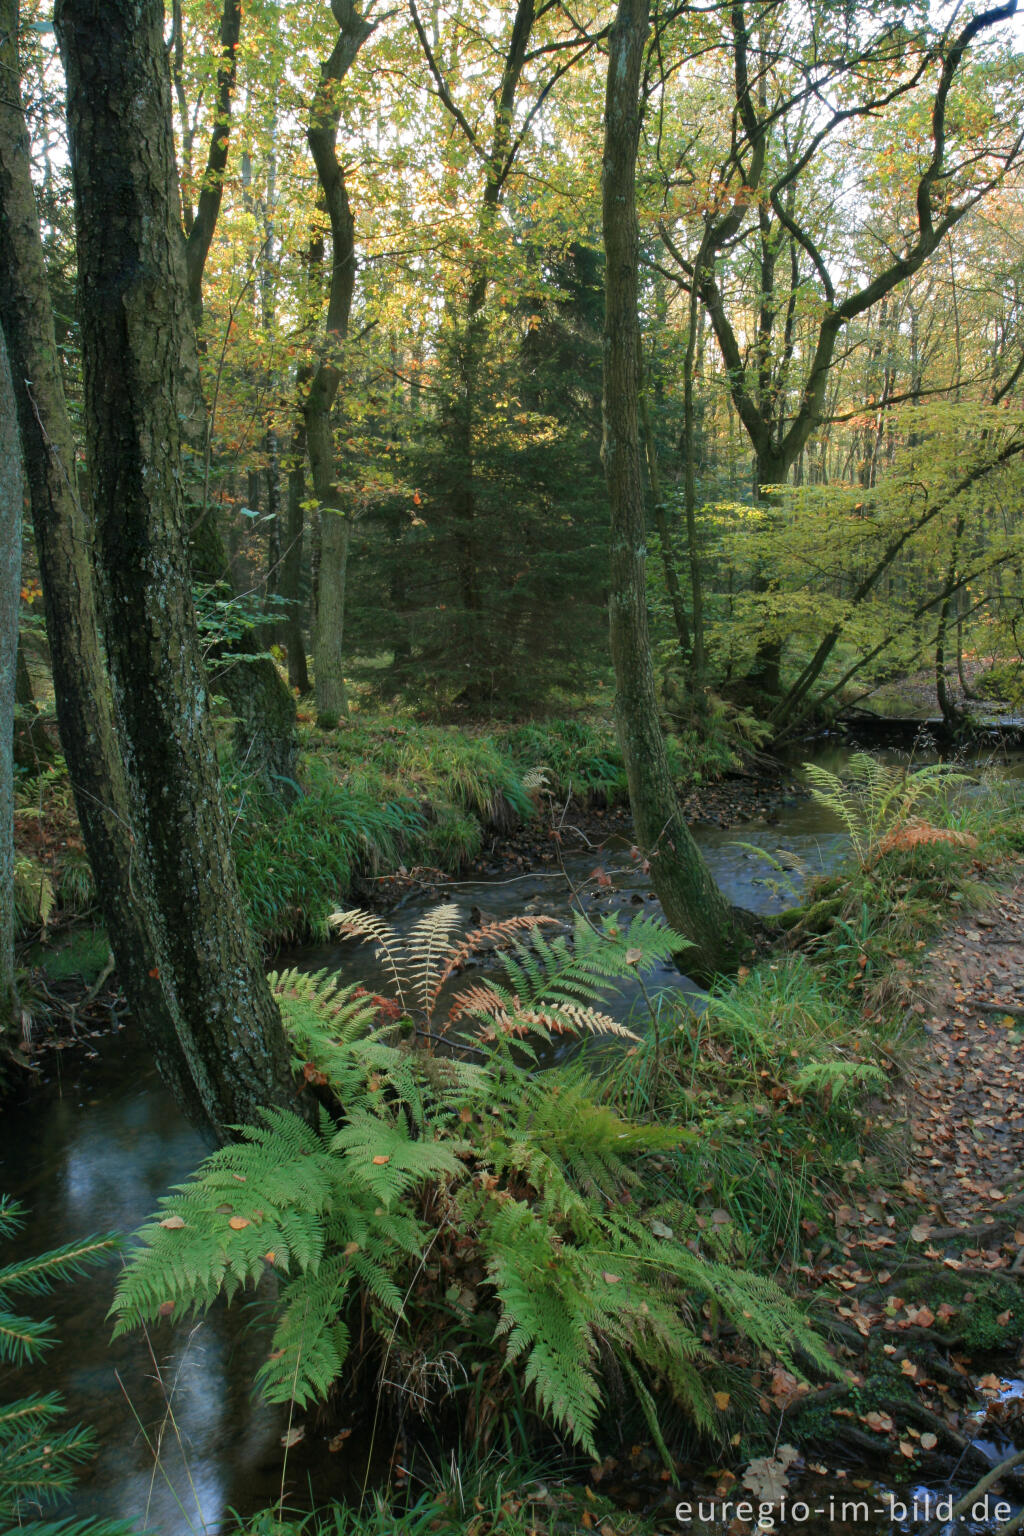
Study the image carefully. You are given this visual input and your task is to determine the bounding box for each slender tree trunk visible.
[174,0,296,788]
[0,0,208,1118]
[639,385,690,660]
[602,0,748,973]
[283,427,311,694]
[681,254,707,688]
[56,0,298,1135]
[936,514,966,731]
[13,639,54,773]
[747,444,784,698]
[0,327,21,1042]
[304,1,375,723]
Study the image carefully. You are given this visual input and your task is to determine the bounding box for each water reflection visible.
[0,1027,287,1533]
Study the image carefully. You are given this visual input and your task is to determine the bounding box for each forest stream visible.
[3,743,1024,1536]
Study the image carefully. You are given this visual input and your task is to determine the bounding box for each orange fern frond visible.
[430,915,557,1010]
[873,819,978,860]
[447,985,639,1043]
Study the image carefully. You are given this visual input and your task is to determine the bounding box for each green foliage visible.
[13,857,55,935]
[503,714,745,802]
[602,954,896,1262]
[504,719,626,801]
[112,914,834,1461]
[237,1453,636,1536]
[802,753,974,869]
[792,757,1022,991]
[27,926,110,988]
[229,758,421,941]
[0,1199,123,1533]
[229,719,546,943]
[331,902,687,1047]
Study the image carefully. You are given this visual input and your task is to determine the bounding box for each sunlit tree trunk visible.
[602,0,748,974]
[56,0,298,1135]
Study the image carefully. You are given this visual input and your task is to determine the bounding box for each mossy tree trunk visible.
[601,0,748,975]
[55,0,298,1135]
[282,423,312,695]
[0,0,209,1117]
[0,327,20,1041]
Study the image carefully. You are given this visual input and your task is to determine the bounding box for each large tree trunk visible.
[56,0,298,1135]
[0,0,209,1118]
[602,0,747,975]
[0,327,20,1042]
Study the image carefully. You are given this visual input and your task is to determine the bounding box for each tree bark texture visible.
[0,326,21,1037]
[0,0,213,1115]
[602,0,747,974]
[56,0,298,1135]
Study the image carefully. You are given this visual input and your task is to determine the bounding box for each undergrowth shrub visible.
[229,721,543,942]
[112,910,834,1462]
[603,955,893,1262]
[504,719,626,801]
[230,761,422,941]
[333,722,532,830]
[793,756,1024,997]
[504,713,750,803]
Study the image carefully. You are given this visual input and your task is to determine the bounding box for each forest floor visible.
[766,863,1024,1512]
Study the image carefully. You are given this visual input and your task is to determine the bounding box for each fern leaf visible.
[329,909,409,1012]
[404,903,463,1015]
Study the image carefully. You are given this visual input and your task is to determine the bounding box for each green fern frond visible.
[257,1256,355,1406]
[432,913,556,1010]
[804,754,974,868]
[792,1059,886,1097]
[331,1110,464,1208]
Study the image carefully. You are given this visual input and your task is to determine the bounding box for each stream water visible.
[2,742,1022,1534]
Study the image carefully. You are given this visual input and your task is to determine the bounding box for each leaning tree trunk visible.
[0,0,209,1118]
[56,0,297,1135]
[0,327,21,1043]
[602,0,748,974]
